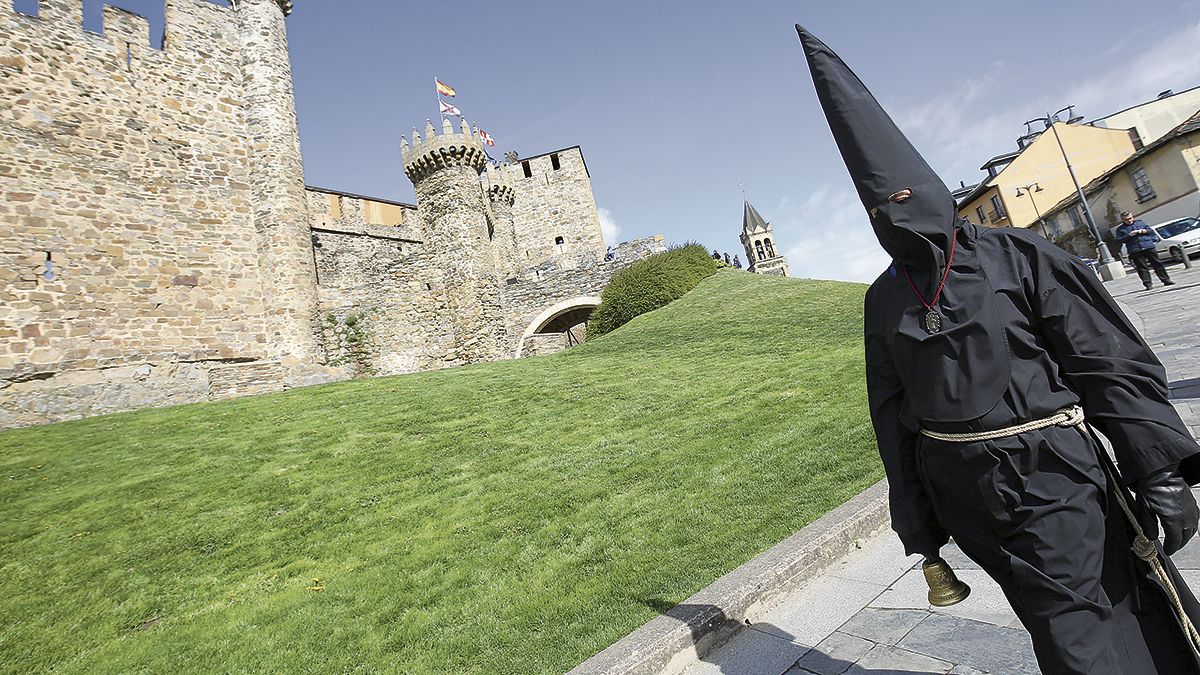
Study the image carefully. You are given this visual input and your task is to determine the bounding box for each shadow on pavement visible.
[640,599,945,675]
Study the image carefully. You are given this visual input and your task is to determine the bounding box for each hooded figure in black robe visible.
[797,25,1200,674]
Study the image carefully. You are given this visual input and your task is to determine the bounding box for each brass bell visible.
[923,557,971,607]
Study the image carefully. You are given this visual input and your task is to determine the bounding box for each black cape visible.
[797,24,1200,673]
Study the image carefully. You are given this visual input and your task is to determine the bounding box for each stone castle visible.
[0,0,664,427]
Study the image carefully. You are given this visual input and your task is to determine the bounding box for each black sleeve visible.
[865,292,949,557]
[1031,243,1200,483]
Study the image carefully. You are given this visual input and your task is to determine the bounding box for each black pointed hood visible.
[796,25,956,270]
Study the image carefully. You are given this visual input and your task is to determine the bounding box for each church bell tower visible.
[740,201,789,277]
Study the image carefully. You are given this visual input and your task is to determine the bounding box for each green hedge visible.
[588,243,720,338]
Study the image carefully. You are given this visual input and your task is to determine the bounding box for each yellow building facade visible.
[957,122,1137,234]
[1041,111,1200,255]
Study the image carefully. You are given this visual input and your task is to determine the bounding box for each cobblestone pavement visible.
[680,262,1200,675]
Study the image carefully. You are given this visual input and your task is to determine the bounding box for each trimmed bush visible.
[588,243,719,337]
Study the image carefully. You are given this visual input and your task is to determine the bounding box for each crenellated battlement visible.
[484,164,516,205]
[401,117,488,183]
[102,5,151,51]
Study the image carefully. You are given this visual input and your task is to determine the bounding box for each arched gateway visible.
[515,296,602,358]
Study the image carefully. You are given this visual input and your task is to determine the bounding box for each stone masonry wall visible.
[509,147,607,270]
[311,224,462,376]
[1,0,261,426]
[237,0,321,362]
[503,236,665,356]
[0,0,339,428]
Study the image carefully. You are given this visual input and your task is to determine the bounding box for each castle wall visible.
[0,0,302,427]
[0,2,662,429]
[306,187,417,231]
[310,222,464,376]
[237,0,322,362]
[509,147,607,269]
[503,236,665,356]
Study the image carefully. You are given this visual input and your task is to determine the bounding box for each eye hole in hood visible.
[797,25,956,271]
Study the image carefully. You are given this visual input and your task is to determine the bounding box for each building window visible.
[1129,166,1156,203]
[554,235,565,246]
[754,240,765,260]
[521,160,532,178]
[975,206,986,225]
[550,153,561,171]
[988,194,1007,222]
[764,238,775,257]
[1066,204,1085,230]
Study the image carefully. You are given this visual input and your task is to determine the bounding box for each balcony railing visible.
[988,209,1008,224]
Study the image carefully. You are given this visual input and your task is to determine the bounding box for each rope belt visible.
[919,405,1085,443]
[921,405,1200,660]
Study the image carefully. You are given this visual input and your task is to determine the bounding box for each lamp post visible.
[1015,183,1049,239]
[1024,107,1122,279]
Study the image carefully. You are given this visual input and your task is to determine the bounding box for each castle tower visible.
[237,0,322,362]
[740,201,790,277]
[484,162,521,278]
[402,118,507,362]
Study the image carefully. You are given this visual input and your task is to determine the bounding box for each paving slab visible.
[679,626,807,675]
[791,632,874,675]
[846,644,953,674]
[839,608,927,646]
[897,614,1039,675]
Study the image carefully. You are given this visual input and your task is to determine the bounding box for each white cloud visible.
[597,207,622,244]
[774,186,891,283]
[895,19,1200,186]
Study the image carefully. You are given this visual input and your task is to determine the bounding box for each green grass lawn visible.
[0,270,882,674]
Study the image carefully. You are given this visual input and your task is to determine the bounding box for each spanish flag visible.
[435,79,456,97]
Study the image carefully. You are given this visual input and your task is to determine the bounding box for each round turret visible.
[402,117,488,185]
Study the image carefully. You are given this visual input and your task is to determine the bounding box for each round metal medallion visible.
[923,310,942,335]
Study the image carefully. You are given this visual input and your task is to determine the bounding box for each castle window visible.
[755,240,765,260]
[13,0,37,17]
[42,252,55,281]
[522,160,532,178]
[554,236,565,246]
[764,238,775,257]
[550,153,561,171]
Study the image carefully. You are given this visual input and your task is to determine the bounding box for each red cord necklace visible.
[901,232,957,335]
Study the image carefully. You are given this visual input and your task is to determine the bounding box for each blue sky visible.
[38,0,1200,281]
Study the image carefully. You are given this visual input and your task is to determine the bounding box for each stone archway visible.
[515,296,602,358]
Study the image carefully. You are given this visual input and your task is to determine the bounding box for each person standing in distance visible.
[1116,211,1174,289]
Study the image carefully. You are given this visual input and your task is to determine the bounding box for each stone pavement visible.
[677,262,1200,675]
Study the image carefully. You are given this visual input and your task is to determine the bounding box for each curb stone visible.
[568,480,890,675]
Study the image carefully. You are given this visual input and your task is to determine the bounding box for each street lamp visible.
[1024,106,1118,269]
[1015,183,1049,239]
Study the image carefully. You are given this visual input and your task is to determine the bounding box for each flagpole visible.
[435,76,440,119]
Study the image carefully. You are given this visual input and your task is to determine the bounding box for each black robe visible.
[866,221,1200,674]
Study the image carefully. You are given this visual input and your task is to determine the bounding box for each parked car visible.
[1153,217,1200,263]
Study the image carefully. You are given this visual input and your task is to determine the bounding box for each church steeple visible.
[740,200,790,277]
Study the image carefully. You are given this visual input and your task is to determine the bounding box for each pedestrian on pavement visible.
[1116,211,1174,289]
[799,25,1200,675]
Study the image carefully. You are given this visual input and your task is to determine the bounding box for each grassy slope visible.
[0,270,881,674]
